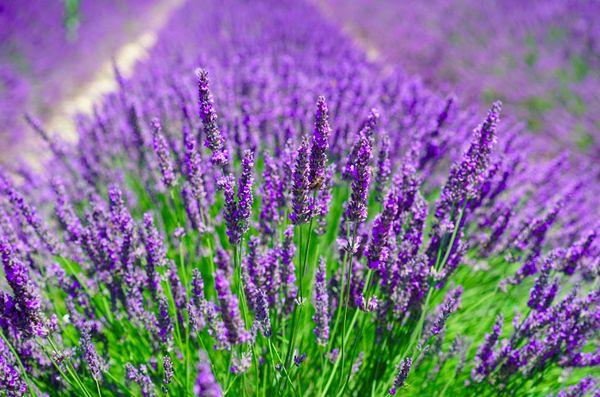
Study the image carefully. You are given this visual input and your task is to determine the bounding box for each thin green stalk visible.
[0,330,36,397]
[269,338,297,394]
[320,222,357,397]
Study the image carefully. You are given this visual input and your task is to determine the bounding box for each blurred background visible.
[1,0,598,162]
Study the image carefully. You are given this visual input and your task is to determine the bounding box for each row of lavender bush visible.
[0,0,154,145]
[324,0,600,158]
[1,0,598,395]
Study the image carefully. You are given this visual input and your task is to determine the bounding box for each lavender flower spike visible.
[151,117,176,188]
[194,352,223,397]
[196,68,229,167]
[80,326,108,381]
[313,257,330,346]
[345,134,373,223]
[423,286,463,342]
[289,136,312,225]
[527,258,554,311]
[235,149,255,241]
[309,96,331,189]
[0,238,46,336]
[0,337,28,396]
[214,270,250,344]
[217,174,238,245]
[280,226,297,312]
[141,213,167,297]
[389,357,412,395]
[374,133,391,201]
[471,315,503,382]
[157,297,173,344]
[366,188,397,270]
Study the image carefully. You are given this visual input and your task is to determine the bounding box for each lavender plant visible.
[0,0,598,396]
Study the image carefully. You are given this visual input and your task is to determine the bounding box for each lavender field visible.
[0,1,598,396]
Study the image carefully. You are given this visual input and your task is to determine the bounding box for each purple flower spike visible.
[162,355,174,387]
[218,150,254,245]
[0,238,45,336]
[0,337,28,396]
[345,134,373,224]
[214,270,250,345]
[556,376,596,397]
[366,188,397,270]
[423,286,463,342]
[309,96,331,190]
[254,289,272,337]
[313,257,330,346]
[80,326,108,381]
[125,364,155,397]
[52,177,84,243]
[527,258,555,311]
[472,315,503,382]
[374,133,391,201]
[235,150,255,241]
[280,226,297,312]
[141,213,166,298]
[389,357,412,394]
[183,123,206,201]
[289,136,312,225]
[151,117,176,188]
[196,68,229,168]
[194,352,223,397]
[259,153,281,236]
[157,297,173,344]
[0,170,59,255]
[435,101,502,218]
[218,174,238,245]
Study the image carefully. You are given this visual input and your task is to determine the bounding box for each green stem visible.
[0,330,36,397]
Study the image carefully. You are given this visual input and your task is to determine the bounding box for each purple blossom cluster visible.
[0,0,598,395]
[325,0,600,159]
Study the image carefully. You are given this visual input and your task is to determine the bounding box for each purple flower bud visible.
[423,287,463,342]
[527,259,555,311]
[183,123,206,201]
[561,228,596,275]
[235,150,255,241]
[80,325,107,381]
[254,289,272,337]
[217,174,237,244]
[556,376,596,397]
[0,336,28,396]
[389,357,412,394]
[162,355,174,388]
[366,188,397,270]
[0,238,46,336]
[279,226,297,312]
[196,68,229,168]
[289,136,312,225]
[293,352,307,367]
[309,96,331,189]
[125,363,156,397]
[52,177,84,243]
[141,213,166,298]
[157,297,173,344]
[0,170,59,255]
[345,134,372,223]
[151,118,176,188]
[313,258,330,346]
[472,315,503,382]
[374,133,391,201]
[259,153,281,236]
